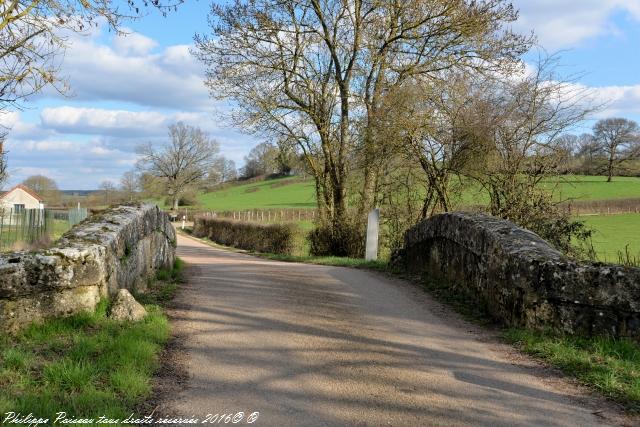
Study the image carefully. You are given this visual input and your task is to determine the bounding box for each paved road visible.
[165,234,609,426]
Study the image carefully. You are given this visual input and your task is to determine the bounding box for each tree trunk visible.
[607,156,614,182]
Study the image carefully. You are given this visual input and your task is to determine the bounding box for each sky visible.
[2,0,640,190]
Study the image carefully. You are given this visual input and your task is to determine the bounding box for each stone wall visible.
[0,204,176,332]
[402,212,640,338]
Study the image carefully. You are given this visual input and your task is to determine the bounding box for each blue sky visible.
[2,0,640,190]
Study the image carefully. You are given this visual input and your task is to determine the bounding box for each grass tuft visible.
[0,259,182,420]
[505,328,640,411]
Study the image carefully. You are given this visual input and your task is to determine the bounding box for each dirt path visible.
[162,234,619,426]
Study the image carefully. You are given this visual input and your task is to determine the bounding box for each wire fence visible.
[0,207,89,252]
[171,208,318,223]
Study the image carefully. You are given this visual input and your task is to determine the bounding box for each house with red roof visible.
[0,184,45,213]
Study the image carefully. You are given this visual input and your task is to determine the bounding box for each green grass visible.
[581,214,640,262]
[505,329,640,412]
[0,259,184,421]
[198,176,316,210]
[552,175,640,201]
[50,218,71,241]
[194,175,640,212]
[0,219,70,252]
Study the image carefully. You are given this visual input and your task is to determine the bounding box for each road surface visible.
[164,234,612,426]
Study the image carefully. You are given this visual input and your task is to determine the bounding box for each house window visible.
[14,204,25,213]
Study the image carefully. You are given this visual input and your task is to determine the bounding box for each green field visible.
[550,176,640,201]
[582,214,640,262]
[198,177,316,210]
[194,175,640,211]
[190,175,640,261]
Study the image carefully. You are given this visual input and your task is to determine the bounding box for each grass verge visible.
[505,329,640,412]
[0,259,183,421]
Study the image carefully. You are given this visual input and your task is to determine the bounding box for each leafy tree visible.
[593,118,640,182]
[240,142,279,179]
[137,122,219,210]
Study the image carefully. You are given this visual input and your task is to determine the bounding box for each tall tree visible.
[137,122,219,210]
[195,0,532,252]
[593,118,640,182]
[456,57,596,254]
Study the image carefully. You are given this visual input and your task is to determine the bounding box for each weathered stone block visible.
[0,204,176,333]
[403,212,640,339]
[109,289,147,322]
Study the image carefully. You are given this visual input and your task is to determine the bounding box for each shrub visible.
[193,217,297,255]
[308,220,365,258]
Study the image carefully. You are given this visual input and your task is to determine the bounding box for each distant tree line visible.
[557,118,640,181]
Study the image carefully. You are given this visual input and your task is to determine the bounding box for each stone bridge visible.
[401,212,640,339]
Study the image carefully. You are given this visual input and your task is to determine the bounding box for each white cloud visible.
[38,106,227,140]
[0,111,52,140]
[513,0,640,49]
[590,84,640,117]
[43,30,210,110]
[40,107,169,137]
[113,30,158,56]
[23,140,76,152]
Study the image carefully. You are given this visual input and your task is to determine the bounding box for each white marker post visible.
[182,215,186,230]
[365,208,380,261]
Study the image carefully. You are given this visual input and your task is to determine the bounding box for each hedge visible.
[193,217,297,255]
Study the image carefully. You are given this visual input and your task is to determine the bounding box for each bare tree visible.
[137,122,219,210]
[22,174,62,205]
[593,118,640,182]
[374,74,484,218]
[457,56,597,254]
[120,170,140,202]
[194,0,532,253]
[99,180,117,206]
[0,135,7,188]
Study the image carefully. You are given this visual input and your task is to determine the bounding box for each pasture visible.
[198,177,316,210]
[191,175,640,261]
[196,175,640,211]
[582,214,640,262]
